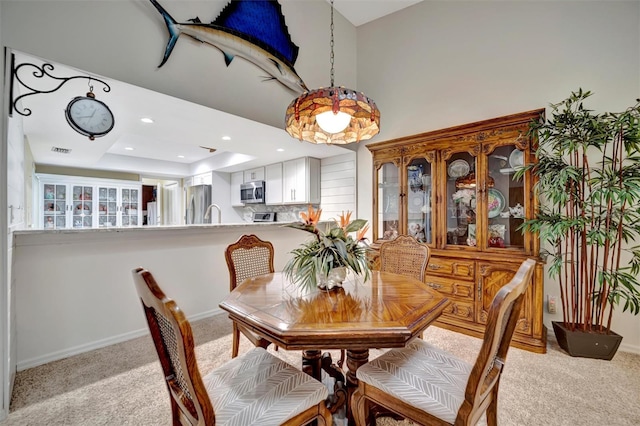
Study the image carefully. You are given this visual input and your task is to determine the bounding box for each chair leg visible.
[351,388,371,426]
[318,402,333,426]
[170,398,181,425]
[486,384,500,426]
[231,323,240,358]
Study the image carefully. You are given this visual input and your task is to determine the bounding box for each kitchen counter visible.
[13,222,294,245]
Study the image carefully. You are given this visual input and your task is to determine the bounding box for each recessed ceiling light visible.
[125,147,134,151]
[177,155,185,159]
[276,148,285,152]
[140,117,154,124]
[221,136,231,141]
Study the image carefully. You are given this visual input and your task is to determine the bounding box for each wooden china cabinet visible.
[366,109,547,353]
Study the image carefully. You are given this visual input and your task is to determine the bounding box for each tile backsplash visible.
[238,204,320,223]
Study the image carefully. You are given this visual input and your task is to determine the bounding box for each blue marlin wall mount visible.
[149,0,308,93]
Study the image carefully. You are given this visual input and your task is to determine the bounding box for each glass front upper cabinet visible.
[444,151,478,248]
[43,183,67,229]
[405,157,433,244]
[482,144,526,250]
[376,162,400,241]
[374,152,435,245]
[443,144,526,251]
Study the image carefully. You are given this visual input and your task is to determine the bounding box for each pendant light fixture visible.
[284,0,380,144]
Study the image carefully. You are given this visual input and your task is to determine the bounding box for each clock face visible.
[65,96,115,139]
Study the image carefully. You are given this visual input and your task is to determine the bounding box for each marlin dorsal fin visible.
[213,0,299,67]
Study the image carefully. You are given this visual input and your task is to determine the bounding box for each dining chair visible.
[351,258,536,426]
[225,234,276,357]
[379,234,430,282]
[379,234,431,339]
[132,267,332,426]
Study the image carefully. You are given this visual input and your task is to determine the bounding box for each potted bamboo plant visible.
[519,89,640,359]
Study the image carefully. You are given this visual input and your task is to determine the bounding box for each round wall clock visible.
[65,92,115,140]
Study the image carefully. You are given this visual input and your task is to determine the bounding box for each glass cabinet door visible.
[445,152,477,247]
[43,183,67,229]
[72,185,93,228]
[405,157,434,244]
[483,144,526,250]
[121,188,139,227]
[376,162,400,241]
[98,186,118,227]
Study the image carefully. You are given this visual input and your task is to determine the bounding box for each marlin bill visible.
[149,0,308,93]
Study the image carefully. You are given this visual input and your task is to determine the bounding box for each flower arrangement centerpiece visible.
[283,206,371,290]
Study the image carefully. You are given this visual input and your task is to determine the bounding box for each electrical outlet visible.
[547,295,557,314]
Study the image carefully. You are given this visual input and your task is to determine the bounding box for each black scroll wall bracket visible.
[9,53,111,117]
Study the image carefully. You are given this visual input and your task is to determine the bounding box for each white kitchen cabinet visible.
[191,172,213,185]
[41,181,95,229]
[38,174,141,229]
[283,157,320,204]
[243,167,265,183]
[230,171,244,206]
[265,163,283,205]
[96,184,141,227]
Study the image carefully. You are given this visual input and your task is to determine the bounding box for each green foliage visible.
[283,218,370,290]
[521,89,640,331]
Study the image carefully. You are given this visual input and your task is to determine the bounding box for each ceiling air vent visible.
[51,147,72,154]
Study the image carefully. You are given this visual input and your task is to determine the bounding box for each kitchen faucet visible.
[204,203,222,224]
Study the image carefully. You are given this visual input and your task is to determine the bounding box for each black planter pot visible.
[552,321,623,360]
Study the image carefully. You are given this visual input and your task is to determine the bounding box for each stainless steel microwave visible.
[240,180,265,204]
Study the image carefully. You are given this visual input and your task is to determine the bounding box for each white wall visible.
[320,152,357,220]
[355,0,640,352]
[2,1,639,384]
[12,225,308,370]
[0,0,356,379]
[1,48,27,419]
[0,0,357,131]
[0,39,9,419]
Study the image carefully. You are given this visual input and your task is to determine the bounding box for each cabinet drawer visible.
[426,257,475,280]
[441,298,475,323]
[424,276,474,300]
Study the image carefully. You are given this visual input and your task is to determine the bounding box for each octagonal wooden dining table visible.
[219,270,450,425]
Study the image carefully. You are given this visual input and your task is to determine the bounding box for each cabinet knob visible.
[428,264,441,270]
[426,282,442,289]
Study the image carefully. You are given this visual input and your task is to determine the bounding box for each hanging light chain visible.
[329,0,335,87]
[283,0,380,144]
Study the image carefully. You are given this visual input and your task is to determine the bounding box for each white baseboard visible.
[18,308,637,371]
[17,308,224,371]
[619,342,640,355]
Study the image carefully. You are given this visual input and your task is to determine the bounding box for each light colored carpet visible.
[3,313,640,425]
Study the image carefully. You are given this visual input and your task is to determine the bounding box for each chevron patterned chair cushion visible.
[356,339,472,424]
[205,347,329,426]
[132,267,331,426]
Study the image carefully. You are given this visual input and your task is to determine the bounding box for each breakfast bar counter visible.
[12,222,308,371]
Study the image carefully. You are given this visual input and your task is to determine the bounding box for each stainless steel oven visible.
[240,180,265,204]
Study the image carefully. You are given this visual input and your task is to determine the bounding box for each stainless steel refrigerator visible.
[185,184,212,224]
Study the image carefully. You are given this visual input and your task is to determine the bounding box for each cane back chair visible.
[379,234,430,282]
[225,234,275,357]
[352,258,536,426]
[132,267,332,426]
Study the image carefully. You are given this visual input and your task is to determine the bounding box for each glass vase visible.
[317,266,347,290]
